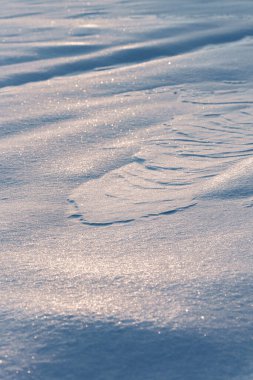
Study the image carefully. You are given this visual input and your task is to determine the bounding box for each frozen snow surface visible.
[1,0,253,379]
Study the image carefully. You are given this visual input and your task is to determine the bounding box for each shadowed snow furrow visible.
[0,44,109,67]
[1,24,253,88]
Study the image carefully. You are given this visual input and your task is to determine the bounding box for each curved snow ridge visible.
[197,157,253,200]
[65,89,253,227]
[68,156,253,227]
[67,151,196,226]
[1,24,253,89]
[67,198,196,227]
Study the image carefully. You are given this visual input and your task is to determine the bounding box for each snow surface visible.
[1,0,253,379]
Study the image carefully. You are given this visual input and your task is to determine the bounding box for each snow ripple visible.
[68,90,253,225]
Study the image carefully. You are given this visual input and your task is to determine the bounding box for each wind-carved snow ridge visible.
[67,151,197,226]
[68,90,253,227]
[197,157,253,200]
[68,154,253,226]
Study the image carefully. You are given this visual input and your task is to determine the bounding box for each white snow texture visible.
[1,1,253,379]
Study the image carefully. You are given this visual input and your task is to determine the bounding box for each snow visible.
[1,1,253,379]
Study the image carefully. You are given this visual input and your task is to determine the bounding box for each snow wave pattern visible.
[69,91,253,225]
[1,2,253,379]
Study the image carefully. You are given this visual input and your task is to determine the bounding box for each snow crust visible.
[1,1,253,379]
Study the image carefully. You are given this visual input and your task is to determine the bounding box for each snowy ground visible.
[1,1,253,379]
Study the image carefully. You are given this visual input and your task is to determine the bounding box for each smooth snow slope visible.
[1,1,253,379]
